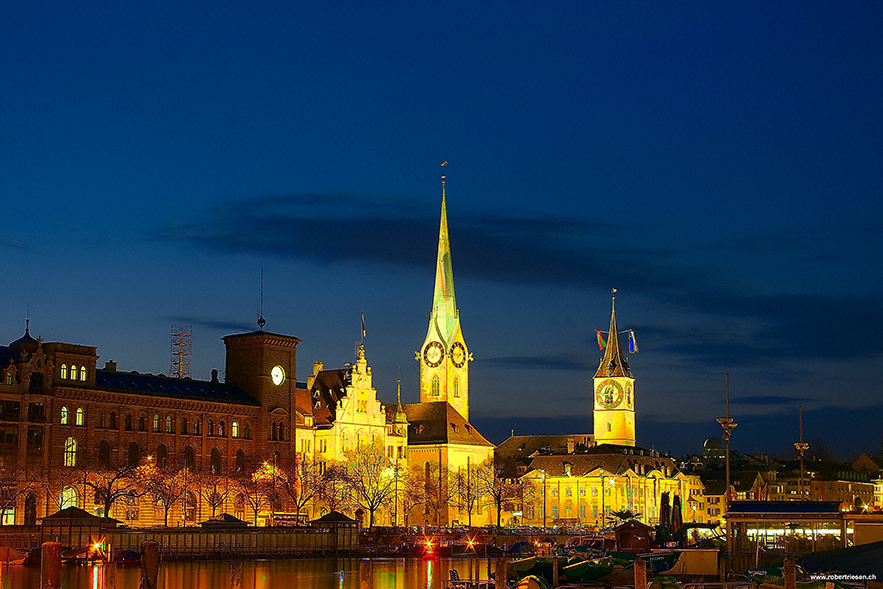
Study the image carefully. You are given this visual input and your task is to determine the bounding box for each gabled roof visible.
[496,434,594,462]
[308,368,350,427]
[403,401,493,447]
[96,370,260,407]
[312,510,357,523]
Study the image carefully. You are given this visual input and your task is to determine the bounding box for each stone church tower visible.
[417,167,471,420]
[593,293,636,446]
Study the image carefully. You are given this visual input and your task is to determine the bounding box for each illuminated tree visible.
[277,455,324,519]
[422,460,455,528]
[139,460,192,527]
[398,465,427,526]
[317,462,351,515]
[194,471,232,520]
[231,462,276,525]
[343,441,397,528]
[453,461,485,527]
[475,456,524,529]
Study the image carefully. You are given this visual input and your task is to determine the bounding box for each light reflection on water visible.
[0,557,490,589]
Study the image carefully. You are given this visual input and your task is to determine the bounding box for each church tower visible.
[418,165,471,420]
[593,292,636,446]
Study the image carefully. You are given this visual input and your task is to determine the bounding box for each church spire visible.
[594,288,632,378]
[430,161,458,344]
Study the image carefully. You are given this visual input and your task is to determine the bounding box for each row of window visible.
[67,438,274,476]
[428,375,460,397]
[77,409,253,439]
[59,364,88,381]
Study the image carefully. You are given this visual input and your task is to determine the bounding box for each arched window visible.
[431,375,440,397]
[235,449,245,474]
[64,437,77,466]
[79,366,86,381]
[60,364,68,379]
[243,422,250,439]
[156,444,168,468]
[153,415,160,432]
[128,442,140,467]
[181,418,188,435]
[207,419,213,436]
[219,421,225,437]
[75,407,84,426]
[453,377,460,398]
[60,406,69,425]
[278,424,285,441]
[184,446,195,470]
[98,440,111,466]
[138,416,146,431]
[194,420,201,435]
[124,414,132,431]
[271,423,277,441]
[232,421,239,438]
[60,487,78,510]
[70,365,78,381]
[109,411,117,429]
[165,415,173,433]
[210,448,222,474]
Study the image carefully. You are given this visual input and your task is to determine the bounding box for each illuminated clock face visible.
[595,379,624,409]
[450,342,467,368]
[423,341,444,367]
[271,365,285,386]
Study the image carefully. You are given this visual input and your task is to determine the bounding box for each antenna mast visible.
[170,325,192,379]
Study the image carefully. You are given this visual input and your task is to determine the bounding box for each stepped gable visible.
[96,369,259,406]
[403,401,493,447]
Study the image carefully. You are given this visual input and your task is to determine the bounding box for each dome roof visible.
[9,322,39,355]
[703,437,724,450]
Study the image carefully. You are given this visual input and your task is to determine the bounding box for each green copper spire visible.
[429,162,458,345]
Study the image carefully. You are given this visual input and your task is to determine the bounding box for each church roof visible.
[594,294,632,379]
[96,370,260,407]
[496,434,595,462]
[403,401,493,447]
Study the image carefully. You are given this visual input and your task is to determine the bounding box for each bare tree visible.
[0,463,42,523]
[453,461,485,527]
[139,462,192,527]
[422,460,455,528]
[194,471,232,520]
[84,463,143,519]
[343,441,396,528]
[475,456,522,529]
[230,462,275,525]
[317,462,351,515]
[278,454,324,520]
[398,465,427,526]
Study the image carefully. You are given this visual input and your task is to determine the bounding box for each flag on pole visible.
[361,312,366,339]
[595,330,607,350]
[628,330,639,353]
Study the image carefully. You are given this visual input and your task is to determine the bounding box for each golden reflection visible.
[426,559,433,589]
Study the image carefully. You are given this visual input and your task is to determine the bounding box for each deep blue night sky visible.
[2,2,882,459]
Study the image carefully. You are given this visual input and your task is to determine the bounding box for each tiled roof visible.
[403,401,494,447]
[308,369,350,427]
[95,370,260,407]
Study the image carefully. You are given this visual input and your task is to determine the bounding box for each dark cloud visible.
[483,354,593,371]
[731,395,814,406]
[168,316,256,334]
[160,193,883,367]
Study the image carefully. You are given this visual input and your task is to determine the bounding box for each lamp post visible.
[794,405,809,501]
[716,373,737,572]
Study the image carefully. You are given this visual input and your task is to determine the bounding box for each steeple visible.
[430,162,458,345]
[594,290,632,379]
[418,162,471,419]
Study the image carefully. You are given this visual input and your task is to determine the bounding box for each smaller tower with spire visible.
[592,289,636,446]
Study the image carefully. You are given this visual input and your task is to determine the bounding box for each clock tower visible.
[593,293,636,446]
[418,165,471,420]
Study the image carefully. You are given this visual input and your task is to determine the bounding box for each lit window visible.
[79,366,87,381]
[75,407,84,426]
[4,372,11,385]
[431,375,440,397]
[70,365,78,380]
[232,421,239,438]
[153,415,160,432]
[64,437,77,466]
[60,364,68,379]
[60,406,69,425]
[165,415,173,433]
[60,487,78,510]
[453,377,459,398]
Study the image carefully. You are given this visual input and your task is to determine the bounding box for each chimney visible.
[307,361,323,389]
[211,369,219,383]
[567,437,575,454]
[104,361,117,372]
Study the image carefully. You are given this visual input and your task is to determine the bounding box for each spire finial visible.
[257,267,266,330]
[397,367,402,406]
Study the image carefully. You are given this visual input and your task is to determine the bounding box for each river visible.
[0,556,492,589]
